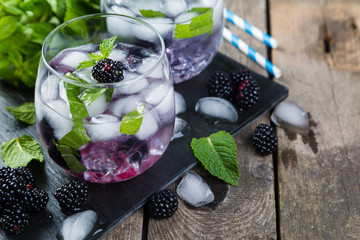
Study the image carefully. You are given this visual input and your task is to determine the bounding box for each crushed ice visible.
[177,171,214,207]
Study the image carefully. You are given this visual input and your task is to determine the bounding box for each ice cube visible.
[175,12,198,23]
[85,93,110,116]
[61,210,97,240]
[212,0,224,25]
[108,95,144,117]
[59,80,68,101]
[84,114,122,141]
[145,82,171,105]
[108,48,128,62]
[175,91,186,115]
[271,101,309,133]
[106,6,135,37]
[177,171,215,207]
[41,74,60,101]
[46,100,74,140]
[60,51,90,69]
[160,0,187,17]
[195,97,238,123]
[143,18,175,39]
[171,117,189,141]
[115,76,149,95]
[135,110,159,140]
[136,56,163,79]
[155,86,175,116]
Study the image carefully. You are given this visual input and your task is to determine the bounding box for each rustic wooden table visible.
[103,0,360,239]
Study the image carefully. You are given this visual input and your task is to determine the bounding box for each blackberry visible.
[92,58,124,83]
[147,188,178,219]
[207,71,234,101]
[231,69,260,111]
[15,167,35,187]
[20,188,49,213]
[0,204,30,235]
[54,179,88,215]
[252,124,278,156]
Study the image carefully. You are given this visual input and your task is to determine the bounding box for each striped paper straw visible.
[224,8,279,49]
[223,27,282,78]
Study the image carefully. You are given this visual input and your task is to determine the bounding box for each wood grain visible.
[271,0,360,239]
[147,0,277,239]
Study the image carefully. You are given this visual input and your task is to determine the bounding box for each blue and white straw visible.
[224,8,279,49]
[223,27,282,78]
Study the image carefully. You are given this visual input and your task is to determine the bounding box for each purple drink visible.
[35,14,175,183]
[101,0,224,83]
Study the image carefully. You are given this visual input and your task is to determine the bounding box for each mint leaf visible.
[120,103,145,135]
[65,83,89,126]
[55,143,87,173]
[139,9,166,18]
[65,72,87,83]
[1,134,44,168]
[79,88,107,106]
[105,88,114,102]
[191,131,239,186]
[88,52,103,62]
[77,60,95,71]
[6,102,35,125]
[100,35,117,59]
[0,16,18,40]
[59,126,90,151]
[174,8,213,39]
[188,7,211,14]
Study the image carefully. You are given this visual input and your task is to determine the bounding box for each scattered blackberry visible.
[54,179,88,215]
[231,69,260,111]
[92,58,124,83]
[0,204,30,235]
[207,71,234,101]
[20,188,49,214]
[147,188,178,219]
[252,124,278,156]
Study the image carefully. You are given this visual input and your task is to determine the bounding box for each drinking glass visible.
[101,0,224,83]
[35,14,175,183]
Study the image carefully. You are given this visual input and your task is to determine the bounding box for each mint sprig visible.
[191,131,239,186]
[6,102,35,125]
[120,103,145,135]
[139,9,166,18]
[175,7,213,39]
[76,35,117,71]
[1,134,44,168]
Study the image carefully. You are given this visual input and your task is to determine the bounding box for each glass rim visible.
[41,13,167,88]
[103,0,219,24]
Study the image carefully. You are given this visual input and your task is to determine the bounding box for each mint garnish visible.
[76,35,117,71]
[55,143,87,173]
[191,131,239,186]
[58,127,90,151]
[1,134,44,168]
[139,9,166,18]
[6,102,35,125]
[120,103,145,135]
[174,7,213,39]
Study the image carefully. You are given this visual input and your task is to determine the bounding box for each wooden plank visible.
[147,0,277,239]
[271,0,360,239]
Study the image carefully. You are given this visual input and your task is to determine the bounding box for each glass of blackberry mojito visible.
[101,0,224,83]
[35,14,175,183]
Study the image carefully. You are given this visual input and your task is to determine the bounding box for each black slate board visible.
[0,52,288,239]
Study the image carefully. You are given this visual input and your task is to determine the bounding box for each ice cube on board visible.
[195,97,238,123]
[160,0,187,17]
[171,117,189,141]
[271,101,310,133]
[177,171,215,207]
[61,210,97,240]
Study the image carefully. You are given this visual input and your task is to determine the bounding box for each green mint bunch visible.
[0,0,100,87]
